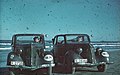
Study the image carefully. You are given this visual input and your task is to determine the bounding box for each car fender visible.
[7,52,23,65]
[95,51,110,63]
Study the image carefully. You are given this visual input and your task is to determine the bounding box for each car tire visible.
[97,64,106,72]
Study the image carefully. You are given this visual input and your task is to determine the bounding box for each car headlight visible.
[10,54,14,59]
[19,49,22,53]
[44,54,53,61]
[101,52,109,57]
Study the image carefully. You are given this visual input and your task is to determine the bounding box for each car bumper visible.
[73,62,106,67]
[7,63,55,70]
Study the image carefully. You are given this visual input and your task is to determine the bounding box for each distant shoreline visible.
[0,40,120,43]
[0,40,120,51]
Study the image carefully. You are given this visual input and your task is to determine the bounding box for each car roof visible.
[54,34,89,37]
[13,34,44,36]
[11,34,45,46]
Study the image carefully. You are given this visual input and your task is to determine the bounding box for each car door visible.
[53,36,66,63]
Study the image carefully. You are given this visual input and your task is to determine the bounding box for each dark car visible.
[7,34,55,75]
[52,34,112,74]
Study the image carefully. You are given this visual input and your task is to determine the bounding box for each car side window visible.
[57,36,64,44]
[84,36,89,42]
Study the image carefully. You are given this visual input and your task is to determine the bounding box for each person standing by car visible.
[33,36,44,66]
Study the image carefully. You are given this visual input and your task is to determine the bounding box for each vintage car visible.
[52,34,112,74]
[7,34,55,75]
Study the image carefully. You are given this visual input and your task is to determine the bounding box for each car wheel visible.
[97,64,106,72]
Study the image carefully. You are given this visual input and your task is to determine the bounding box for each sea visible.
[0,40,120,68]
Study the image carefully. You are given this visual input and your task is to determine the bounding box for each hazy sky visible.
[0,0,120,41]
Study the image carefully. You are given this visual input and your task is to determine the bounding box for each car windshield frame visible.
[12,34,44,45]
[65,35,90,44]
[16,36,39,44]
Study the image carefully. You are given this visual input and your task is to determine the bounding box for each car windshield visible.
[16,35,42,44]
[66,35,89,43]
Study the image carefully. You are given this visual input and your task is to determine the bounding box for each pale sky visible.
[0,0,120,41]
